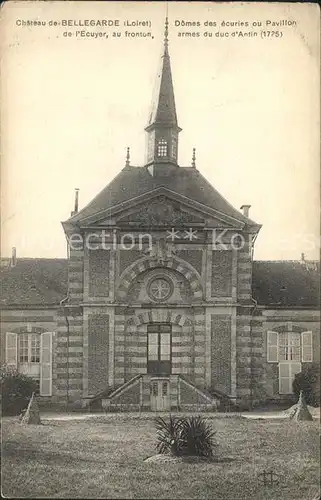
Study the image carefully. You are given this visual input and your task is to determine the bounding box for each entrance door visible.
[150,379,170,411]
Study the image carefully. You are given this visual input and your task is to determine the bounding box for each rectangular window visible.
[19,335,29,363]
[147,324,172,374]
[278,332,301,361]
[19,334,40,363]
[289,333,301,361]
[160,333,171,361]
[148,333,158,361]
[31,334,40,362]
[157,139,167,157]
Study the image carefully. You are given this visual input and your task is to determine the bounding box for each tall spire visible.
[145,15,182,167]
[146,17,179,130]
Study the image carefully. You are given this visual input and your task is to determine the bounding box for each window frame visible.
[278,332,301,362]
[267,329,313,395]
[147,324,172,375]
[148,277,173,302]
[18,333,40,364]
[157,139,168,157]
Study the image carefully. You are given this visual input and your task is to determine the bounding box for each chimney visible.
[240,204,251,218]
[70,188,79,217]
[11,247,17,267]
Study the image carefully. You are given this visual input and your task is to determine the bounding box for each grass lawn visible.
[2,414,320,499]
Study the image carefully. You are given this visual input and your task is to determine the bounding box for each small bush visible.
[293,364,320,407]
[1,365,38,416]
[155,415,216,457]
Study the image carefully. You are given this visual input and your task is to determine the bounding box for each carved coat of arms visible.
[135,197,193,226]
[145,237,177,265]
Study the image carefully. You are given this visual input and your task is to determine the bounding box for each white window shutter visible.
[279,363,291,394]
[5,332,17,367]
[301,331,313,362]
[279,362,302,394]
[40,332,52,396]
[290,362,302,379]
[267,331,278,362]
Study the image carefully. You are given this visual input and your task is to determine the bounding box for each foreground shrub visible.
[293,364,320,407]
[155,415,216,457]
[1,365,38,416]
[155,415,184,456]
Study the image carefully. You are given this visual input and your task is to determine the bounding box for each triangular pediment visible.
[115,197,204,227]
[85,189,245,229]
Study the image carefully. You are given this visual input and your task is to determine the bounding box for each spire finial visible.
[192,148,196,168]
[164,1,169,54]
[125,147,130,167]
[164,16,169,52]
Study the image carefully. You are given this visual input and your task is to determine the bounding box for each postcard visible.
[1,2,320,499]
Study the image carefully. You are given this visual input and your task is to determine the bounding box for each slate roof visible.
[0,258,319,308]
[146,38,178,129]
[252,260,320,307]
[0,259,67,306]
[65,165,258,228]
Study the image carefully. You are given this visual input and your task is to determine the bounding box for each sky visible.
[1,1,320,261]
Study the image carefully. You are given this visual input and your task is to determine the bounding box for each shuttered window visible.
[5,331,53,397]
[5,332,18,367]
[267,330,314,395]
[301,331,313,362]
[40,332,53,396]
[267,331,313,363]
[267,331,278,362]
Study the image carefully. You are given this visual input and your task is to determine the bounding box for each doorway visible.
[150,379,170,411]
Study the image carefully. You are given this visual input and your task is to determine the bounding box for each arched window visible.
[157,139,167,157]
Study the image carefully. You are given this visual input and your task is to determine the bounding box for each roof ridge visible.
[0,257,67,261]
[254,259,320,263]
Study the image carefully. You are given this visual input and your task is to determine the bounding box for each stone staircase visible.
[83,374,225,412]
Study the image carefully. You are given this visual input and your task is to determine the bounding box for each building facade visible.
[1,23,320,411]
